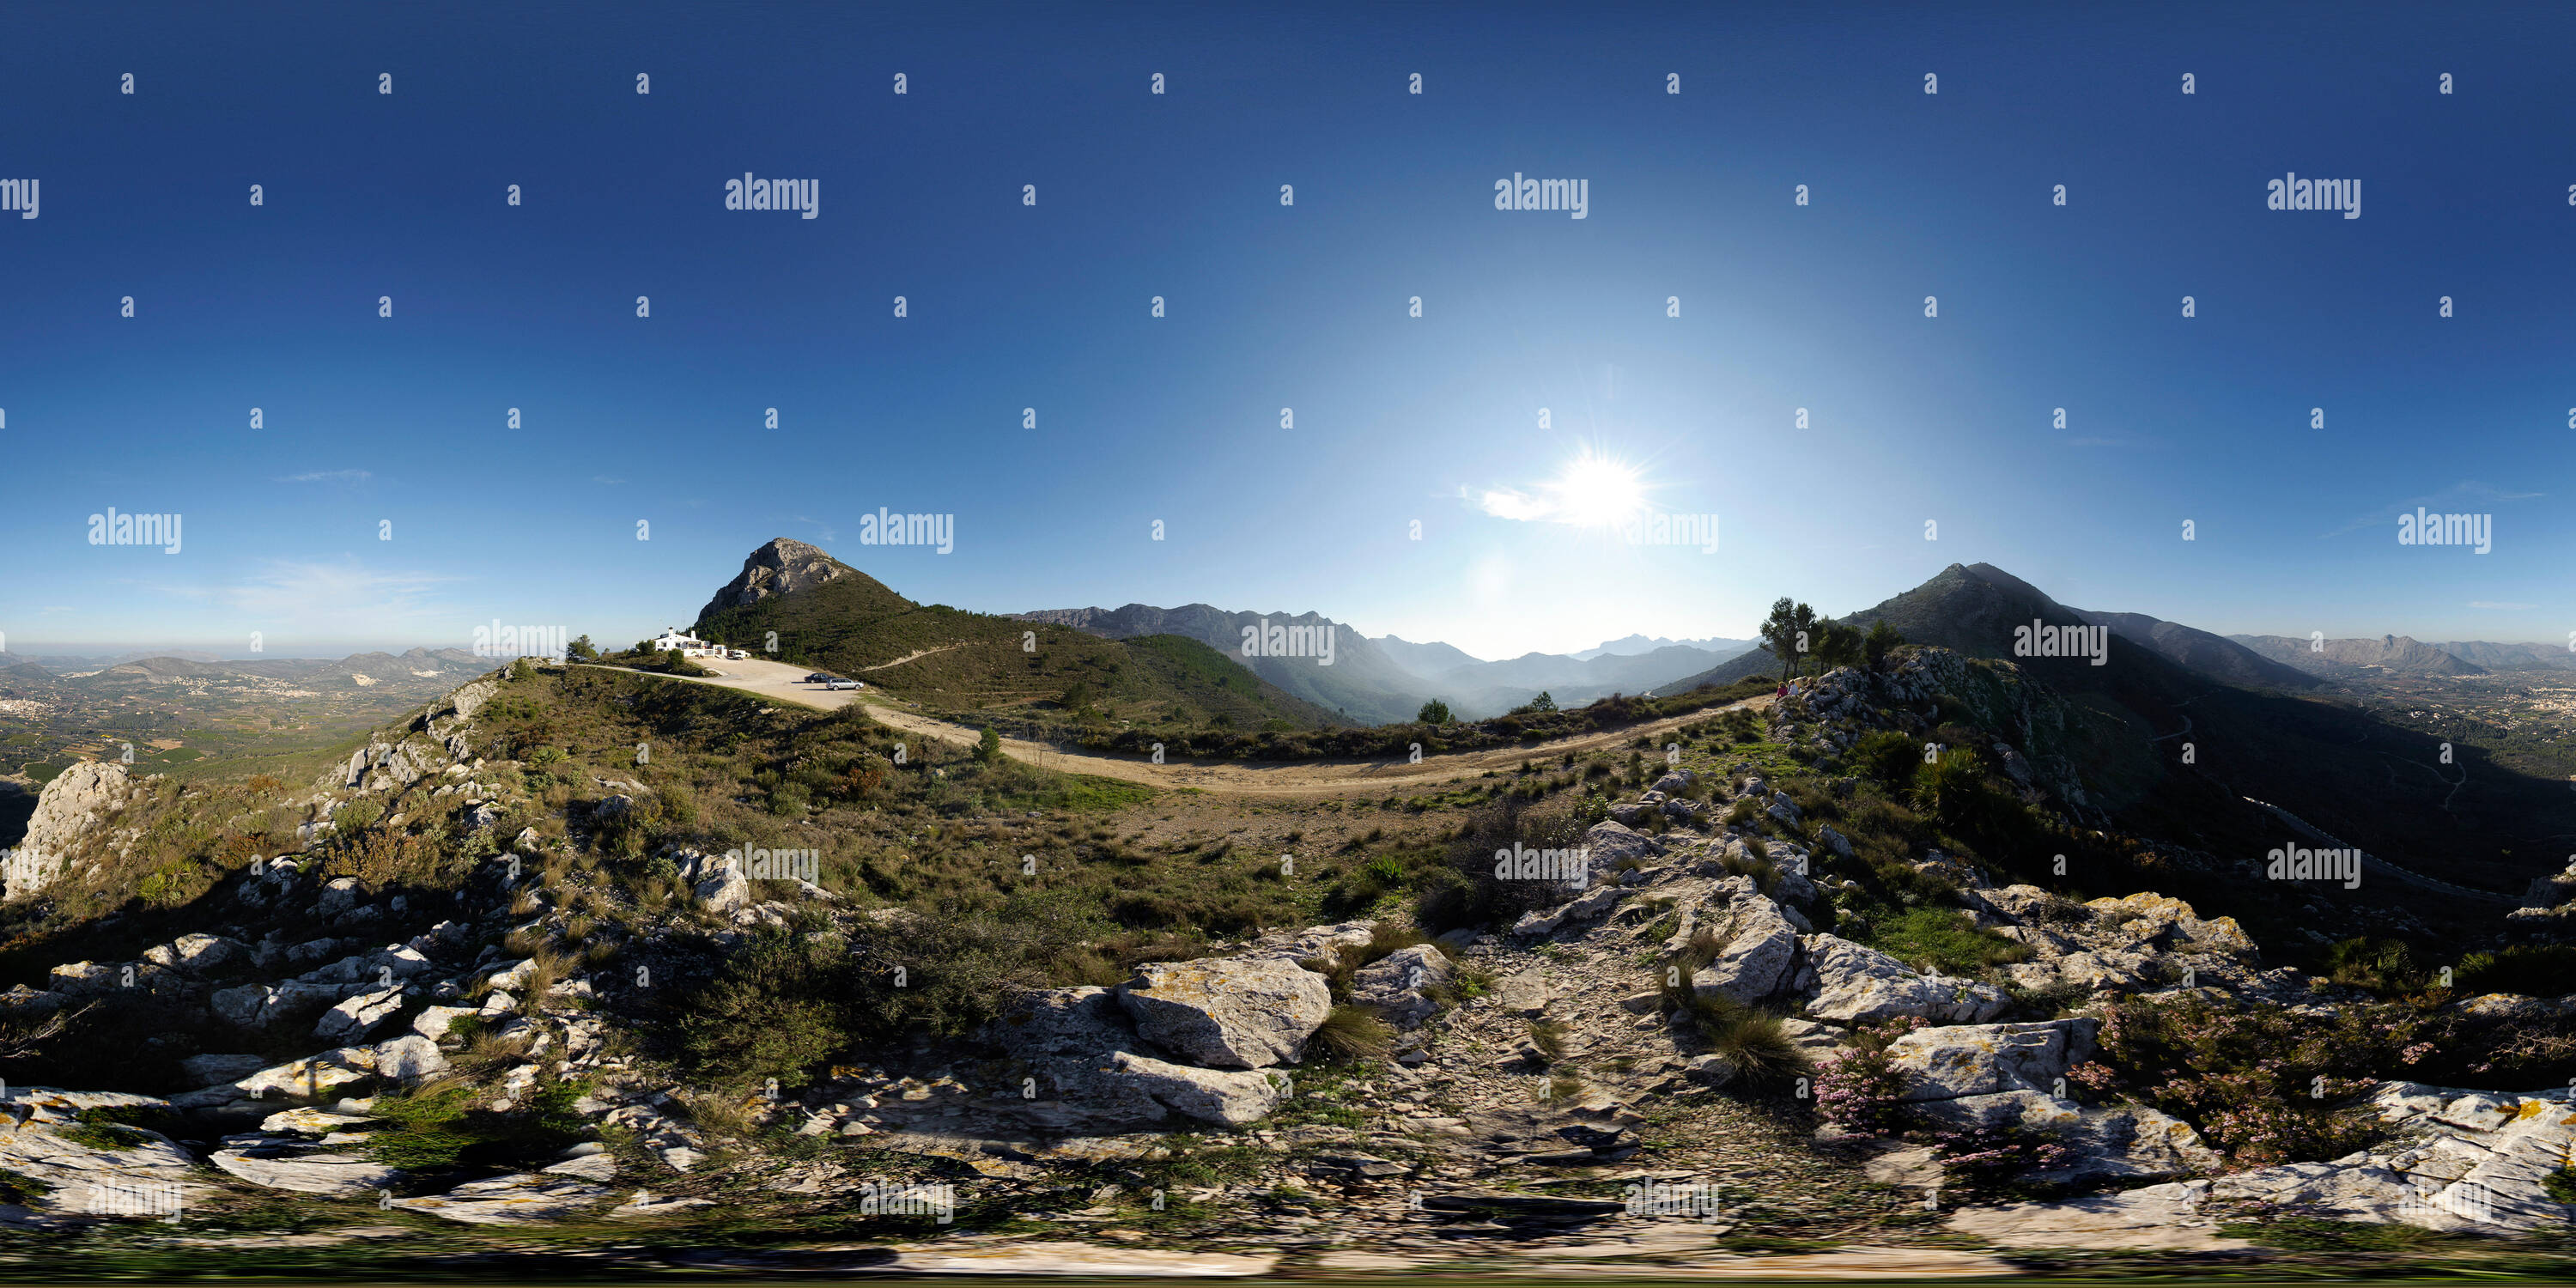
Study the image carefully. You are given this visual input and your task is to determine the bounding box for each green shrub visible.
[1909,749,2002,833]
[678,933,854,1086]
[2319,937,2435,994]
[2454,943,2576,997]
[1311,1005,1394,1061]
[1850,731,1917,787]
[1868,906,2030,975]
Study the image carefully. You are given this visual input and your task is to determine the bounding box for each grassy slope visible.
[691,572,1342,730]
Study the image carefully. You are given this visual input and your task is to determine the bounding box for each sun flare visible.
[1553,451,1646,528]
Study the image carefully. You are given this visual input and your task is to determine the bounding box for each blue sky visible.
[2,1,2567,661]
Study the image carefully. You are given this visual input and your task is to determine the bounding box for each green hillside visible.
[690,562,1342,732]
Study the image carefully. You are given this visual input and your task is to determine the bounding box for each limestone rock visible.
[209,1149,403,1195]
[374,1034,449,1081]
[1350,944,1453,1030]
[699,538,853,618]
[1117,957,1330,1068]
[389,1172,611,1224]
[1103,1051,1288,1126]
[141,933,244,975]
[8,762,135,900]
[1887,1019,2099,1102]
[314,986,404,1042]
[980,987,1139,1059]
[1691,896,1799,1005]
[1800,934,2008,1025]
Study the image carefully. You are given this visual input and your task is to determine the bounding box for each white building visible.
[649,627,714,657]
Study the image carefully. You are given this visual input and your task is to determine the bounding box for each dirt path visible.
[858,642,968,673]
[574,659,1772,798]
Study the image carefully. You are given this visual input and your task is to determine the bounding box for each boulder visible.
[980,987,1139,1058]
[1103,1052,1288,1126]
[694,853,751,912]
[225,1048,378,1102]
[412,1005,478,1043]
[142,933,244,975]
[1800,934,2008,1025]
[1816,825,1855,860]
[1510,884,1628,938]
[374,1034,449,1081]
[46,962,132,996]
[1117,957,1331,1068]
[314,986,405,1042]
[1887,1019,2100,1102]
[209,1149,404,1195]
[389,1172,611,1224]
[315,878,364,917]
[0,1090,209,1220]
[1351,945,1454,1030]
[1691,896,1799,1005]
[7,762,134,901]
[1651,770,1695,795]
[1580,821,1660,880]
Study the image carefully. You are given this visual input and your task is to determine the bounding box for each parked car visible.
[804,672,832,683]
[824,678,860,690]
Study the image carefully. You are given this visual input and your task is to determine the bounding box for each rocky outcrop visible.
[6,762,136,900]
[1103,1052,1288,1126]
[0,1090,212,1222]
[388,1173,611,1224]
[697,538,851,617]
[209,1147,404,1195]
[1117,958,1330,1069]
[1692,891,1801,1005]
[1798,934,2008,1025]
[1351,945,1453,1030]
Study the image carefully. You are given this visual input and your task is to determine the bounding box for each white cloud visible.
[276,470,373,484]
[2469,600,2536,611]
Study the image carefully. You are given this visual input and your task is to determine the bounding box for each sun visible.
[1554,451,1645,528]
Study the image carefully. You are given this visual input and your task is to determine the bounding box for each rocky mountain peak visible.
[696,538,851,620]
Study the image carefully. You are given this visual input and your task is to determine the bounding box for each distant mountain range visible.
[0,647,487,683]
[2231,635,2576,677]
[1015,605,1748,723]
[1572,633,1755,661]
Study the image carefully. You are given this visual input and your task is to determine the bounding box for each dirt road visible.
[574,659,1771,798]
